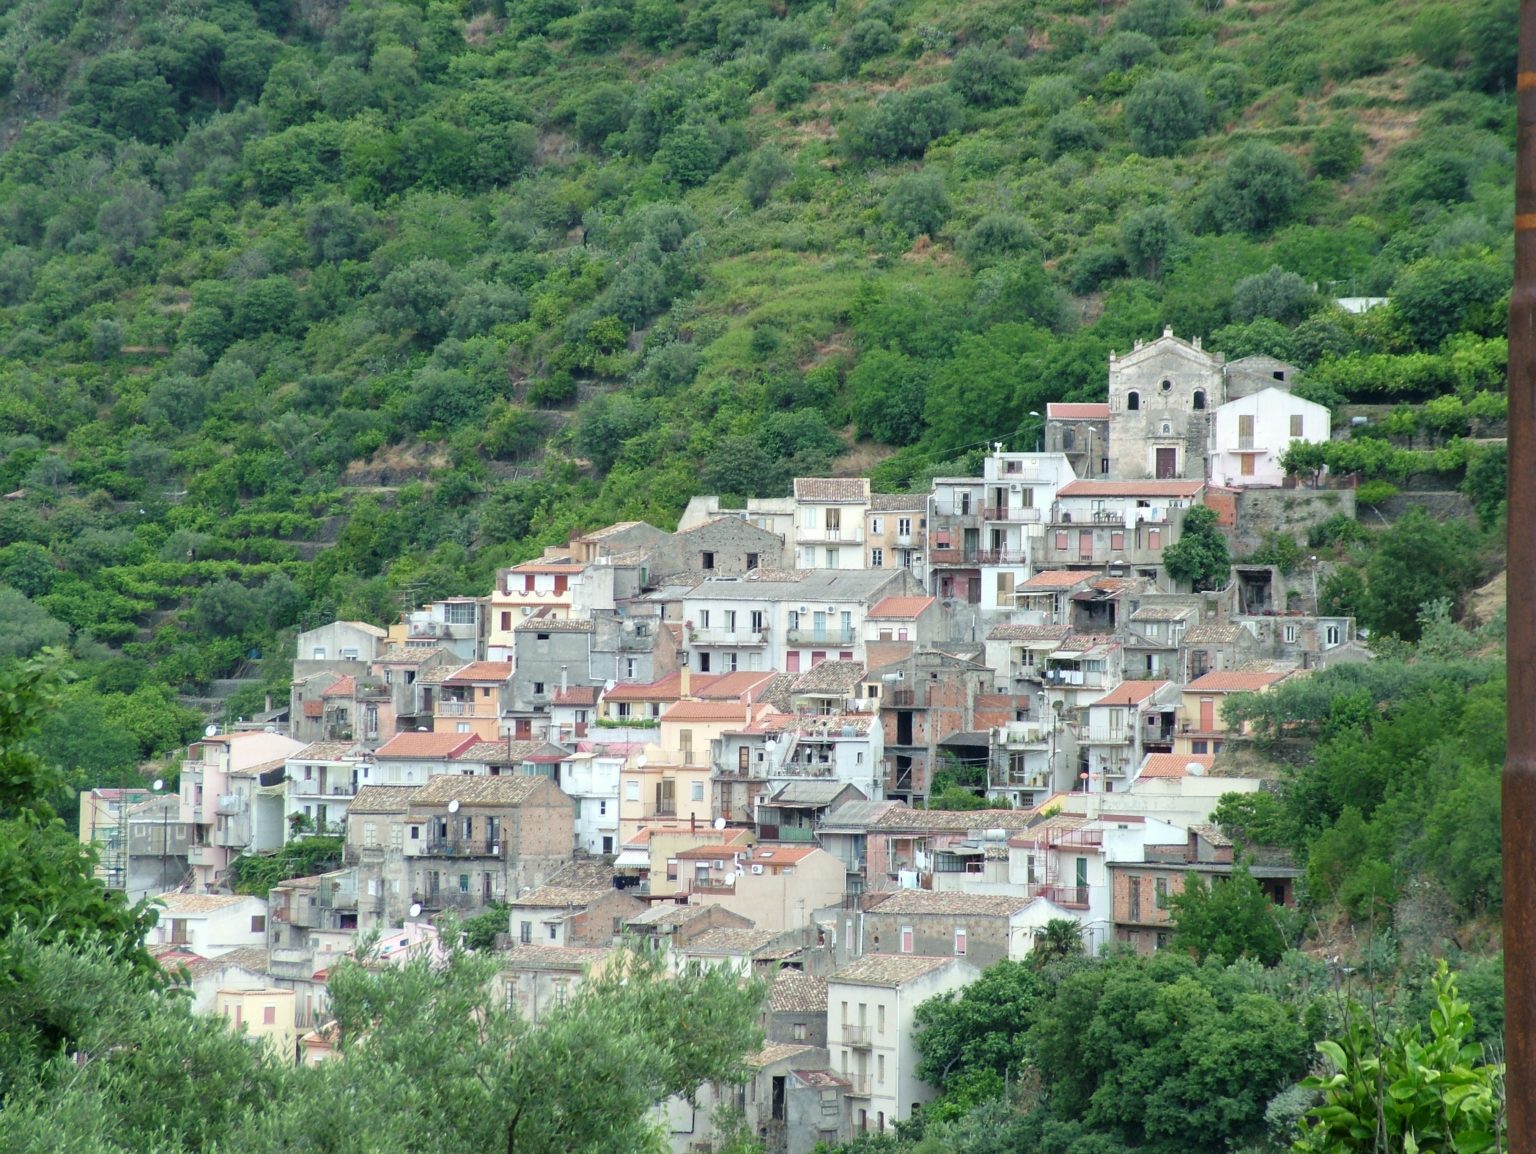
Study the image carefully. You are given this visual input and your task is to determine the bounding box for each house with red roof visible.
[1045,402,1110,479]
[1176,668,1295,757]
[675,844,846,931]
[1079,680,1183,794]
[433,661,514,742]
[1043,479,1206,575]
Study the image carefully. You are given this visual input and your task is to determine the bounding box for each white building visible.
[146,893,270,958]
[827,955,980,1132]
[1078,680,1182,795]
[561,750,623,855]
[180,731,306,891]
[977,450,1078,611]
[1208,387,1331,488]
[284,741,368,839]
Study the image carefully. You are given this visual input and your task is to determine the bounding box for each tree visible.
[1390,256,1509,351]
[849,87,962,161]
[1310,120,1363,180]
[842,18,897,70]
[1168,863,1288,965]
[1120,204,1180,280]
[914,960,1047,1116]
[0,587,68,659]
[1124,72,1208,157]
[849,350,929,445]
[958,214,1039,269]
[1363,508,1482,640]
[1231,265,1317,325]
[743,146,791,208]
[882,171,951,238]
[1162,504,1230,591]
[374,258,462,342]
[1203,142,1305,235]
[949,46,1024,108]
[1031,918,1085,967]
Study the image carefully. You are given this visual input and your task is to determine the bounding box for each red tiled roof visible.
[1185,670,1291,693]
[1047,402,1111,419]
[1092,680,1170,707]
[1139,753,1214,779]
[320,676,356,699]
[1057,480,1205,498]
[509,560,583,573]
[662,700,767,723]
[868,596,936,619]
[603,673,693,703]
[1021,570,1096,589]
[697,671,779,701]
[553,686,600,706]
[373,732,480,759]
[443,662,515,684]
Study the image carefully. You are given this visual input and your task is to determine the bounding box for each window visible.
[625,658,637,679]
[1191,740,1208,754]
[1063,428,1076,451]
[1149,527,1161,550]
[826,508,842,531]
[996,571,1014,602]
[1110,530,1124,551]
[232,1004,242,1027]
[900,925,914,953]
[520,921,533,944]
[746,552,759,570]
[1326,625,1341,646]
[1155,877,1169,907]
[311,648,326,660]
[1290,413,1304,437]
[699,610,710,628]
[1055,530,1068,551]
[723,609,737,632]
[1283,624,1297,643]
[1160,378,1172,393]
[954,927,967,955]
[1193,389,1205,410]
[870,547,884,567]
[410,825,421,840]
[1129,877,1142,920]
[548,923,558,940]
[251,915,266,933]
[877,1004,886,1034]
[598,799,607,816]
[1126,391,1140,411]
[750,610,764,632]
[701,551,715,570]
[878,1055,886,1085]
[1238,413,1255,446]
[898,517,912,536]
[533,681,545,696]
[690,781,704,802]
[263,1004,276,1025]
[1156,931,1169,949]
[500,611,512,631]
[625,780,640,802]
[825,547,840,567]
[456,723,471,733]
[1240,455,1255,477]
[793,1021,807,1041]
[445,602,477,625]
[870,517,882,534]
[459,874,470,894]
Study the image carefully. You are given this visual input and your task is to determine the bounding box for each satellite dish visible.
[713,817,726,831]
[722,872,737,886]
[1186,762,1206,776]
[409,903,423,918]
[448,799,461,813]
[204,724,218,737]
[151,778,164,791]
[764,738,777,751]
[635,755,647,768]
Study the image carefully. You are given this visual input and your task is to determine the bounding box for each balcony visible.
[214,794,246,816]
[641,802,678,820]
[982,506,1043,523]
[756,823,817,842]
[785,628,857,646]
[212,825,246,849]
[421,838,504,857]
[186,843,214,865]
[438,700,498,718]
[291,780,356,799]
[1033,883,1090,909]
[798,526,862,544]
[844,1025,872,1049]
[929,548,1030,566]
[845,1074,872,1097]
[690,629,769,647]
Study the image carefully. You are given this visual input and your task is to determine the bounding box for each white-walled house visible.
[1209,387,1331,488]
[146,893,270,957]
[561,750,623,855]
[977,450,1078,611]
[827,955,980,1132]
[180,731,306,891]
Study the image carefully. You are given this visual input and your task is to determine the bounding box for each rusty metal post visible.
[1509,2,1536,1147]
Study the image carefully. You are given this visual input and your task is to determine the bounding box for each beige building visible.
[827,955,980,1132]
[216,986,298,1062]
[1177,669,1293,757]
[1106,328,1226,481]
[675,845,847,931]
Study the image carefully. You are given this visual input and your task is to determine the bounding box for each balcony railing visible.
[844,1025,872,1048]
[798,526,862,543]
[215,794,246,816]
[186,843,214,865]
[928,548,1030,566]
[785,628,857,646]
[418,838,504,857]
[982,506,1043,523]
[291,781,356,798]
[437,700,498,718]
[641,802,678,820]
[690,629,769,647]
[1033,883,1090,908]
[757,823,817,842]
[846,1074,872,1097]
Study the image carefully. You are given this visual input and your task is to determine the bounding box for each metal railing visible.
[785,628,857,646]
[438,700,498,717]
[690,629,769,646]
[423,838,503,857]
[843,1025,872,1048]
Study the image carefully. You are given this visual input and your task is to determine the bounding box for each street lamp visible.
[1028,410,1042,453]
[1308,555,1320,611]
[151,778,168,892]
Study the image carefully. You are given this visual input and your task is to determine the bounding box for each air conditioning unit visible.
[521,607,534,616]
[751,863,765,875]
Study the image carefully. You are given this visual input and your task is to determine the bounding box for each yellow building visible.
[217,987,298,1063]
[1176,669,1292,756]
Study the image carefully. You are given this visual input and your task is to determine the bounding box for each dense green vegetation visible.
[0,0,1515,787]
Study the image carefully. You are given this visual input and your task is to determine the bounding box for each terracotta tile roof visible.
[868,890,1036,917]
[501,944,614,970]
[831,954,958,987]
[376,644,453,663]
[697,671,780,701]
[1139,753,1214,779]
[868,596,935,619]
[374,732,480,759]
[292,741,365,762]
[1185,670,1290,693]
[1047,402,1111,420]
[789,661,865,695]
[662,699,764,723]
[603,673,692,703]
[1190,822,1233,847]
[547,859,624,888]
[748,1042,820,1068]
[683,927,795,955]
[871,808,1036,831]
[793,477,869,502]
[184,946,270,977]
[515,615,594,633]
[1052,633,1120,653]
[987,623,1071,641]
[454,740,543,763]
[768,970,827,1014]
[1021,570,1096,590]
[1092,680,1170,707]
[320,676,356,699]
[409,775,548,807]
[626,902,718,928]
[553,686,600,706]
[1182,622,1247,644]
[418,664,460,685]
[444,662,515,684]
[348,785,420,813]
[509,885,614,909]
[869,492,925,511]
[154,893,253,914]
[1057,479,1205,498]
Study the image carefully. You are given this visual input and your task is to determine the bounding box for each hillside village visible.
[82,328,1380,1149]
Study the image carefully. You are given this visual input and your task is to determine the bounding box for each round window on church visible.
[1160,378,1173,393]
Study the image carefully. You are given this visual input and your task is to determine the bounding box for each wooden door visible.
[1155,447,1177,478]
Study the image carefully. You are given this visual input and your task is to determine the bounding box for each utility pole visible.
[1506,4,1535,1147]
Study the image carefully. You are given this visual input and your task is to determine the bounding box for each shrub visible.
[1231,265,1318,325]
[882,171,951,238]
[958,214,1039,268]
[949,46,1024,107]
[849,87,962,161]
[1202,142,1304,235]
[1124,71,1208,156]
[1310,121,1363,179]
[842,19,897,70]
[1041,109,1101,160]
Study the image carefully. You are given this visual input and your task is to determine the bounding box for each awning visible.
[613,849,650,869]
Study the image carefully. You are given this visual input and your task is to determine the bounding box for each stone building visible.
[1106,328,1226,481]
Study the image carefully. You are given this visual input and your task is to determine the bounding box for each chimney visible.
[679,664,691,698]
[560,665,568,693]
[264,693,272,713]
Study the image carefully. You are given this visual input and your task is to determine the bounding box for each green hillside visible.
[0,0,1516,769]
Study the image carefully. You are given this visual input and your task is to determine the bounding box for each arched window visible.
[1126,391,1140,411]
[1161,422,1172,435]
[1063,429,1076,450]
[1193,389,1206,411]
